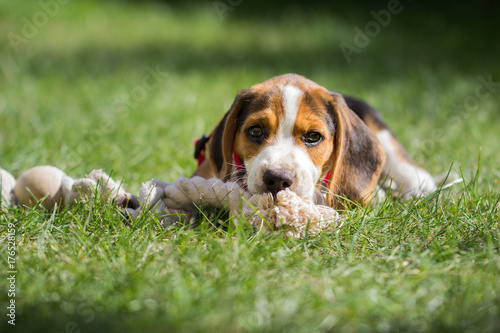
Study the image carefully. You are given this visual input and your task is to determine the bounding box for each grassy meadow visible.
[1,0,499,332]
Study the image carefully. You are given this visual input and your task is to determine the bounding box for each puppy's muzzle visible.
[263,169,295,197]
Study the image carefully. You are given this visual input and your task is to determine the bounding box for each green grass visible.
[1,1,500,332]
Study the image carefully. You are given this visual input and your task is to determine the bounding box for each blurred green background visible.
[1,2,500,332]
[1,0,499,189]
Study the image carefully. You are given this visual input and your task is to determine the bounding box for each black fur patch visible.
[237,92,273,129]
[210,111,230,172]
[344,96,388,130]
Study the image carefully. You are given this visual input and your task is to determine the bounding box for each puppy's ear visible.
[324,92,386,209]
[208,89,251,180]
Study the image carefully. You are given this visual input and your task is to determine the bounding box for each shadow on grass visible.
[19,0,500,85]
[6,299,500,333]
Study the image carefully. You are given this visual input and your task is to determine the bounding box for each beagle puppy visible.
[194,74,437,209]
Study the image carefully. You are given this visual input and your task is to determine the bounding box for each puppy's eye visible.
[247,126,264,140]
[303,131,323,146]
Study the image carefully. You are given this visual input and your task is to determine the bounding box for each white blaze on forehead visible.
[280,84,303,138]
[244,83,321,201]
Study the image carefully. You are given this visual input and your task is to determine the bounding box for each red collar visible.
[232,145,245,173]
[194,134,211,166]
[322,170,331,188]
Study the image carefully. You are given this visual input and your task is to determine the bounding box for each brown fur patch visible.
[324,92,386,209]
[295,90,335,174]
[234,108,280,164]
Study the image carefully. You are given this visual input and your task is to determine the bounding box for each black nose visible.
[263,169,295,196]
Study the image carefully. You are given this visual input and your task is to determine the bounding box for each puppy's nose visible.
[263,169,295,196]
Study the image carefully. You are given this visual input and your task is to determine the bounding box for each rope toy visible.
[124,177,342,237]
[2,166,137,211]
[1,166,342,238]
[1,168,17,208]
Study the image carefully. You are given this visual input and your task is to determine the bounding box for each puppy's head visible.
[208,74,385,208]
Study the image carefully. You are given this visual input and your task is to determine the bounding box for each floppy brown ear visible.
[208,89,251,180]
[325,92,386,209]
